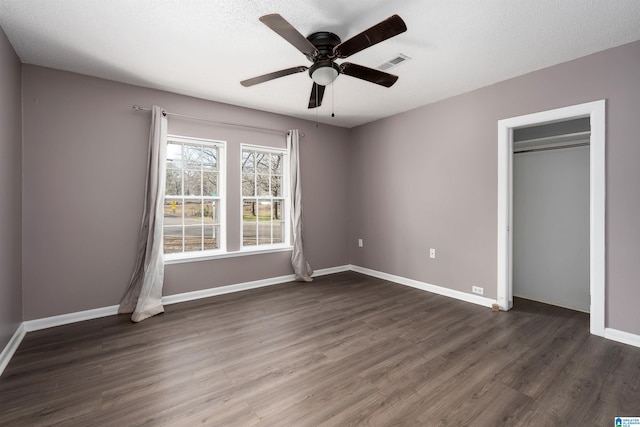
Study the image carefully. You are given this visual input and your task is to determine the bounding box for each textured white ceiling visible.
[1,0,640,128]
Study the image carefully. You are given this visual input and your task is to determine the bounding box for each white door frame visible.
[497,100,606,337]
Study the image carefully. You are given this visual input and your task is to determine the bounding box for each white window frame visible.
[163,135,226,262]
[240,144,291,252]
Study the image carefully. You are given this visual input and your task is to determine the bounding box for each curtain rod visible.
[132,105,304,137]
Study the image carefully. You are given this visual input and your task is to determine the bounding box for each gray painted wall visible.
[513,146,590,312]
[21,65,350,320]
[0,27,23,349]
[350,40,640,336]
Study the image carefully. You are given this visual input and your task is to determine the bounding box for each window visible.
[161,138,290,262]
[163,136,224,258]
[241,147,288,248]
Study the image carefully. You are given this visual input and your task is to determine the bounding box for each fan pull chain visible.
[331,81,335,118]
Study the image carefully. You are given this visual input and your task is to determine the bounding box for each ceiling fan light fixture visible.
[310,62,339,86]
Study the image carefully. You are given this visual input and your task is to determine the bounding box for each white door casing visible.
[497,100,606,337]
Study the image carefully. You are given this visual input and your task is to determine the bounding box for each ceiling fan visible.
[241,14,407,109]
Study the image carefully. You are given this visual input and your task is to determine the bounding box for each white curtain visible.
[288,130,314,282]
[119,105,167,322]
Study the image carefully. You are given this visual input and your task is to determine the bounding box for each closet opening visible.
[512,118,590,312]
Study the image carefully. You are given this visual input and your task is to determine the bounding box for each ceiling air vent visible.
[377,54,411,71]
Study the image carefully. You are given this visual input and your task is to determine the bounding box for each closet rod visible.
[514,141,589,154]
[132,105,304,137]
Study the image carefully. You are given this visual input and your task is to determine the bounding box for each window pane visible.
[272,200,283,221]
[257,201,271,221]
[165,169,182,196]
[163,226,183,253]
[242,173,255,197]
[256,152,269,173]
[271,154,282,174]
[257,174,270,196]
[258,222,272,244]
[242,151,254,173]
[243,222,257,246]
[184,144,202,169]
[164,139,224,256]
[184,200,202,225]
[202,200,218,224]
[167,143,182,169]
[184,226,202,252]
[184,170,202,196]
[273,221,285,244]
[203,225,219,250]
[271,175,282,197]
[202,146,218,171]
[243,199,257,222]
[203,172,218,196]
[164,199,182,225]
[241,149,287,248]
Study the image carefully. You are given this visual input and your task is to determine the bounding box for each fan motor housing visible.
[306,31,341,61]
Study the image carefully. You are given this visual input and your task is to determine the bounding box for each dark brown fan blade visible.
[259,14,319,58]
[308,83,326,109]
[241,66,308,87]
[340,62,398,87]
[334,15,407,59]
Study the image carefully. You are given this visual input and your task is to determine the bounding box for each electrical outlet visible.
[472,286,484,295]
[429,248,436,259]
[358,239,363,248]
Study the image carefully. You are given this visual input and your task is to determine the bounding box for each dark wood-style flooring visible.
[1,271,639,426]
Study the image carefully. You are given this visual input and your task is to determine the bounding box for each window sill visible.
[164,245,293,265]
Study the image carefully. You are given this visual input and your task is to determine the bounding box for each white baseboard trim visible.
[351,265,496,309]
[162,265,351,306]
[314,265,352,276]
[23,305,119,333]
[604,328,640,349]
[0,323,26,376]
[162,274,296,305]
